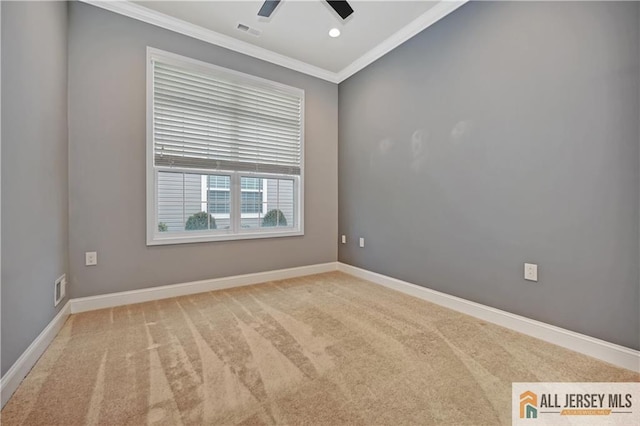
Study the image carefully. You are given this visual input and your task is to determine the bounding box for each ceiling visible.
[86,0,467,82]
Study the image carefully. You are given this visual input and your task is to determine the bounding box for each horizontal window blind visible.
[153,60,303,175]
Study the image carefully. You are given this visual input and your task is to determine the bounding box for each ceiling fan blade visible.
[326,0,354,20]
[258,0,281,18]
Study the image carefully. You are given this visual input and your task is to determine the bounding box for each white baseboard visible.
[71,262,338,314]
[3,261,637,411]
[1,301,71,408]
[1,263,338,408]
[338,262,640,373]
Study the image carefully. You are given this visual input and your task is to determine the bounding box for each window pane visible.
[157,171,226,232]
[240,177,264,218]
[207,174,230,215]
[239,177,264,229]
[263,178,294,228]
[240,177,294,229]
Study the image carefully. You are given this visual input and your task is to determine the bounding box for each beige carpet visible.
[2,272,638,425]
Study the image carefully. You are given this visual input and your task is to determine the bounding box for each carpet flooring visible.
[2,272,638,425]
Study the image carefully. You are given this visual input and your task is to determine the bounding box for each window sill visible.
[147,229,304,246]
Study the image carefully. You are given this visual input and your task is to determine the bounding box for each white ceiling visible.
[87,0,467,82]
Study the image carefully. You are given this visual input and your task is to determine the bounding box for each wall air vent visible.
[236,23,262,37]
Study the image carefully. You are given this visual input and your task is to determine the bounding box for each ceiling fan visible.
[258,0,354,20]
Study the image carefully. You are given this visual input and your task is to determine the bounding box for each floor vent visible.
[54,274,66,306]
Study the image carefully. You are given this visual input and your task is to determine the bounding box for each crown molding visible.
[80,0,340,83]
[80,0,468,84]
[336,1,468,82]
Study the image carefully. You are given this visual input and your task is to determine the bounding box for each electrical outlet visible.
[359,237,365,248]
[341,235,346,244]
[524,263,538,282]
[85,251,97,266]
[54,274,66,306]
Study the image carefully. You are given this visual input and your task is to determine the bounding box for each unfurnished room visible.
[1,0,639,425]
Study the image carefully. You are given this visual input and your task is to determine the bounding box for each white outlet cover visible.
[524,263,538,282]
[359,237,365,248]
[341,235,346,244]
[85,251,98,266]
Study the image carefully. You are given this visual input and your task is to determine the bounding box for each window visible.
[207,175,231,215]
[147,48,304,245]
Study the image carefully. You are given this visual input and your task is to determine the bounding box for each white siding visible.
[157,172,203,232]
[266,179,294,226]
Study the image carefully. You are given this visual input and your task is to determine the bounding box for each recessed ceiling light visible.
[329,28,341,38]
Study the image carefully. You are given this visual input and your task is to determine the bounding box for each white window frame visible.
[146,47,304,246]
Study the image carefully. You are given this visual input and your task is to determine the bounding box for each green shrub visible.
[262,209,287,227]
[158,222,168,232]
[185,212,216,230]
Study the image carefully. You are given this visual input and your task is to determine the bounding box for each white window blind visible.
[152,60,303,175]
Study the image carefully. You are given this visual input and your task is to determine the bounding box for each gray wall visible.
[1,1,69,375]
[339,1,640,350]
[68,2,338,298]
